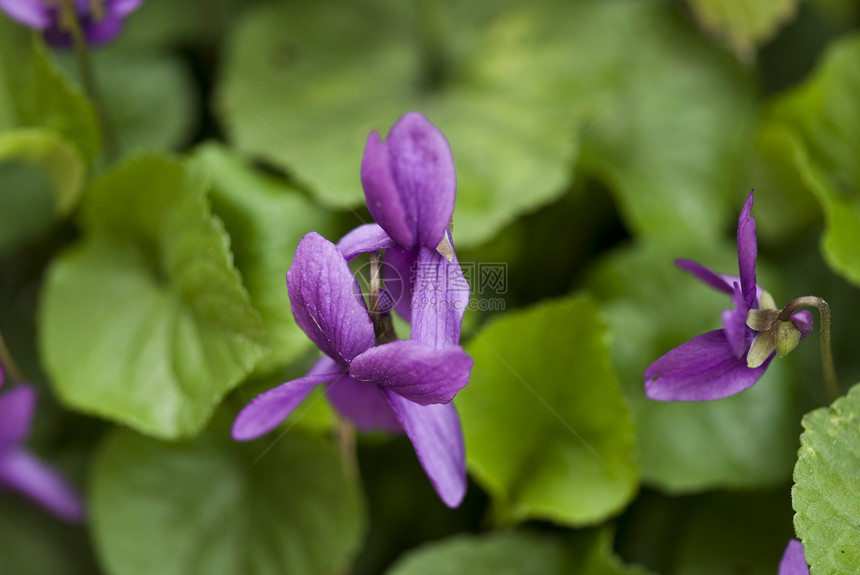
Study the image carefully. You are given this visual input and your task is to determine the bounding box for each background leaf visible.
[793,382,860,574]
[190,143,336,375]
[91,418,366,575]
[0,21,99,164]
[386,529,651,575]
[40,155,267,439]
[458,295,638,526]
[767,35,860,287]
[685,0,799,58]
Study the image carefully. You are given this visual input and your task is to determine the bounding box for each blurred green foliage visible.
[0,0,859,573]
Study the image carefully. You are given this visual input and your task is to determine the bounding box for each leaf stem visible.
[58,0,117,161]
[780,296,839,402]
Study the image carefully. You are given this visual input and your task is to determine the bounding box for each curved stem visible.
[58,0,117,161]
[780,296,839,402]
[0,330,24,383]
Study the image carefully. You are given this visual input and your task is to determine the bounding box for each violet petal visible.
[232,357,343,440]
[382,245,419,322]
[0,448,85,522]
[410,244,469,349]
[361,132,415,247]
[737,191,758,309]
[0,0,53,29]
[645,330,771,401]
[778,539,810,575]
[721,284,751,358]
[791,310,814,338]
[675,259,734,295]
[0,385,36,447]
[384,391,466,507]
[386,113,456,250]
[350,340,473,405]
[336,223,396,262]
[81,14,124,45]
[106,0,144,18]
[325,373,402,433]
[287,232,375,365]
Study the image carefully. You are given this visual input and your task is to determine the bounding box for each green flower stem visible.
[780,296,839,402]
[368,250,397,345]
[0,329,24,384]
[58,0,117,161]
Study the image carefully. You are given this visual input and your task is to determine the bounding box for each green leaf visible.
[587,243,802,491]
[0,129,85,254]
[91,419,366,575]
[40,155,268,439]
[685,0,799,58]
[190,143,336,374]
[0,22,99,164]
[386,529,652,575]
[0,492,99,575]
[0,129,85,214]
[55,50,195,157]
[217,0,753,249]
[793,383,860,574]
[216,0,581,249]
[767,35,860,287]
[458,296,638,526]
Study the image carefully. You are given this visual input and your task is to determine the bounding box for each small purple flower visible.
[779,539,810,575]
[233,232,473,507]
[0,384,85,522]
[0,0,143,46]
[645,191,813,401]
[338,112,467,328]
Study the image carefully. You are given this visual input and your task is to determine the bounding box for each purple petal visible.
[287,232,375,365]
[792,310,814,338]
[336,224,396,262]
[382,245,419,322]
[645,330,771,401]
[0,449,85,522]
[106,0,144,18]
[0,365,4,388]
[0,385,36,447]
[232,357,343,440]
[410,245,469,349]
[0,0,53,29]
[737,191,758,309]
[362,113,456,250]
[778,539,810,575]
[721,284,751,358]
[81,14,124,45]
[350,340,472,405]
[361,132,414,247]
[384,391,466,507]
[325,374,402,433]
[676,259,733,295]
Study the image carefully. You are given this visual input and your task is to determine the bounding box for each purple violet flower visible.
[233,232,473,507]
[0,0,143,46]
[0,384,85,522]
[337,112,467,328]
[779,539,810,575]
[645,191,813,401]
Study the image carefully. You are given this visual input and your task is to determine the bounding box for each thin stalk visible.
[0,330,24,383]
[780,296,839,402]
[368,251,397,345]
[58,0,117,161]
